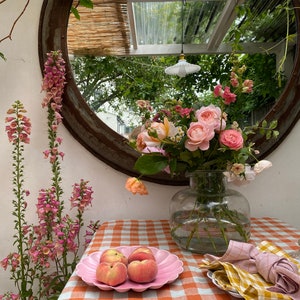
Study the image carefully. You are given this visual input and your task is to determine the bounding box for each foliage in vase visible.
[0,51,99,300]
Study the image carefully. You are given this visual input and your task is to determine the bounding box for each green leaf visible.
[261,120,267,128]
[273,130,279,139]
[259,128,265,136]
[0,52,6,61]
[71,7,80,20]
[79,0,94,9]
[168,158,177,174]
[270,120,278,129]
[266,130,272,140]
[134,155,168,175]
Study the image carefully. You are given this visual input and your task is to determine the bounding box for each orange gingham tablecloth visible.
[58,217,300,300]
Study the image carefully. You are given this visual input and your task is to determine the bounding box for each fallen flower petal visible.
[254,160,272,174]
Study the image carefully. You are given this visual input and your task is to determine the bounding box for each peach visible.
[96,261,127,286]
[127,259,158,283]
[100,248,128,265]
[128,246,156,263]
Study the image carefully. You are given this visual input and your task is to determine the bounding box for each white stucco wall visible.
[1,0,300,293]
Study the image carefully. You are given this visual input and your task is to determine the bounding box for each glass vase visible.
[169,170,251,255]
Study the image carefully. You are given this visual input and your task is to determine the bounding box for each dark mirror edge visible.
[38,0,300,186]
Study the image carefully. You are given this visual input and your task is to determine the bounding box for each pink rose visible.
[196,104,226,132]
[219,129,243,150]
[185,121,215,151]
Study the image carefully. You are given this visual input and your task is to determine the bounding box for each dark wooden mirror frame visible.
[39,0,300,186]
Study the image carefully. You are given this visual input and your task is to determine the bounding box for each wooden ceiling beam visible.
[207,0,244,50]
[126,42,280,56]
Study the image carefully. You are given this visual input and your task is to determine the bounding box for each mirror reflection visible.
[67,0,295,138]
[38,0,300,183]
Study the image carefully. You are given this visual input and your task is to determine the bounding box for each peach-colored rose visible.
[219,129,243,150]
[196,104,226,132]
[125,177,148,195]
[137,130,167,152]
[136,131,154,151]
[150,122,168,140]
[185,121,215,151]
[136,118,179,152]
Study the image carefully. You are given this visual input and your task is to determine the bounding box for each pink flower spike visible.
[230,72,239,87]
[222,86,237,105]
[242,79,254,93]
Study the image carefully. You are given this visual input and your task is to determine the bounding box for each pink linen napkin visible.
[204,240,300,299]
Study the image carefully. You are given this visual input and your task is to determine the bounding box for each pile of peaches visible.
[96,246,158,286]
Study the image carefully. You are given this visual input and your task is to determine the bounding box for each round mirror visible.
[39,0,300,185]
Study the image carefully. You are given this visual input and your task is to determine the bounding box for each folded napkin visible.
[200,240,300,300]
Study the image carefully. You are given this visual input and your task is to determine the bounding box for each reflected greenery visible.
[38,0,300,183]
[71,52,286,130]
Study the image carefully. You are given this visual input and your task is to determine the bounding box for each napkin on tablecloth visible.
[200,240,300,300]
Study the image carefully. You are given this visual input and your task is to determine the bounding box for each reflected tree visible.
[71,52,285,128]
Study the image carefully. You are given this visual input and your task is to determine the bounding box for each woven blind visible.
[67,0,130,56]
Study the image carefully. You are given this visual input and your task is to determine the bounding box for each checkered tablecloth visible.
[58,218,300,300]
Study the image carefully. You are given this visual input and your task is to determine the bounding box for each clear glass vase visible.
[169,170,251,255]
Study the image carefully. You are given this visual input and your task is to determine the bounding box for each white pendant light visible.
[165,52,200,77]
[165,0,200,77]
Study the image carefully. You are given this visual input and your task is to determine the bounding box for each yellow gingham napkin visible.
[199,241,300,300]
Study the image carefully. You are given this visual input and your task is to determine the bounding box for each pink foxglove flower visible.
[242,79,254,93]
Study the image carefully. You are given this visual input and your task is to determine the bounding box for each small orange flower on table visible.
[125,177,148,195]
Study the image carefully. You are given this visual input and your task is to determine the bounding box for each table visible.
[59,218,300,300]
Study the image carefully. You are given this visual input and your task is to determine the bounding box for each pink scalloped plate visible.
[76,246,184,292]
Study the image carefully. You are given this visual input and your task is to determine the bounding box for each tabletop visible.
[58,217,300,300]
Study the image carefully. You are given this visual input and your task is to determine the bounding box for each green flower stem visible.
[12,106,30,297]
[14,141,26,293]
[220,206,249,241]
[47,107,64,218]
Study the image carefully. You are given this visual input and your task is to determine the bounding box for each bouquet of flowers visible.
[125,64,279,254]
[126,65,278,195]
